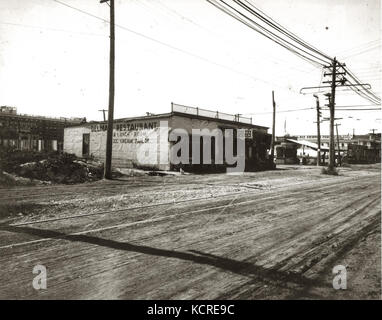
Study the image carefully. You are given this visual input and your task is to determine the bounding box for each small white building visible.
[64,104,272,171]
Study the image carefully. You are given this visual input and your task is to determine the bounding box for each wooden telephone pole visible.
[328,58,337,171]
[98,109,107,122]
[101,0,115,180]
[270,91,276,162]
[370,129,378,162]
[322,57,346,171]
[313,94,321,166]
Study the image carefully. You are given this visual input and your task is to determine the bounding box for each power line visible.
[335,108,381,111]
[349,65,381,72]
[345,67,381,101]
[206,1,324,67]
[346,79,381,105]
[341,65,381,105]
[207,0,328,66]
[244,107,313,115]
[146,0,317,79]
[236,0,332,61]
[336,38,381,56]
[346,85,381,105]
[342,44,381,59]
[0,21,107,37]
[51,0,380,111]
[250,5,382,109]
[51,0,297,91]
[333,104,382,108]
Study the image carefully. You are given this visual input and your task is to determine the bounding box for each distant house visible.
[346,133,381,163]
[275,135,329,165]
[275,136,299,164]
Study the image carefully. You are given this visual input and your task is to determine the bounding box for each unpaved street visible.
[0,165,380,299]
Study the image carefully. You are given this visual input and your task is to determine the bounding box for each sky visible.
[0,0,380,136]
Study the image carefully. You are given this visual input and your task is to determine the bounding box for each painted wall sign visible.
[91,121,158,132]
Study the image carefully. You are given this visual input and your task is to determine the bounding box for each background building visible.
[276,133,381,165]
[0,106,85,152]
[295,134,353,156]
[274,136,300,164]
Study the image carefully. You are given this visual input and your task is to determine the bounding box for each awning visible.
[286,138,329,151]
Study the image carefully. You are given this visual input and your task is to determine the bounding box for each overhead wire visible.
[51,0,301,92]
[207,0,328,66]
[50,0,380,115]
[236,0,332,61]
[211,0,381,107]
[344,69,381,104]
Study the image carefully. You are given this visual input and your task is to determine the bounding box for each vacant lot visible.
[0,164,380,299]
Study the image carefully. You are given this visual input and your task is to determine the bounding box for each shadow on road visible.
[1,223,327,298]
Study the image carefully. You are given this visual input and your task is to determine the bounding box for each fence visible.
[171,103,252,124]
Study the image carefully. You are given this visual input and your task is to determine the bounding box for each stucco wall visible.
[64,118,171,170]
[63,115,268,171]
[171,116,221,133]
[171,115,268,134]
[63,126,91,158]
[89,124,169,170]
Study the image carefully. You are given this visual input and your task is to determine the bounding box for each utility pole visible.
[328,58,337,171]
[321,57,348,171]
[101,0,115,180]
[313,94,321,166]
[370,129,377,162]
[98,109,107,122]
[335,123,341,166]
[270,90,276,162]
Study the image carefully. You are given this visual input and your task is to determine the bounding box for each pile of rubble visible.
[0,148,104,184]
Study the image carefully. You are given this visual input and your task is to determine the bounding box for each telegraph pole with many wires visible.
[101,0,115,180]
[322,57,347,171]
[327,58,337,171]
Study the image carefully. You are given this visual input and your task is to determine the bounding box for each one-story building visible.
[63,103,273,172]
[275,135,329,165]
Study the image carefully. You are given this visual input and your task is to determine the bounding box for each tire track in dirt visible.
[0,174,371,250]
[0,171,379,299]
[215,193,380,299]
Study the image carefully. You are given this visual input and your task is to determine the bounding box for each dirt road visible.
[0,165,380,299]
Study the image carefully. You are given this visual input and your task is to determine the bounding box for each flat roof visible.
[0,112,84,124]
[67,111,269,130]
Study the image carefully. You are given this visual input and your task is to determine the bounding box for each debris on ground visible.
[117,168,189,177]
[0,147,106,185]
[0,170,47,187]
[321,167,339,175]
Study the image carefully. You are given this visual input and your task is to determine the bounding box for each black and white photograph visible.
[0,0,381,306]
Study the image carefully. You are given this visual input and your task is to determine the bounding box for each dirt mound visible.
[0,170,41,187]
[0,148,104,184]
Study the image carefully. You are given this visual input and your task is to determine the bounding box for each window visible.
[82,133,90,157]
